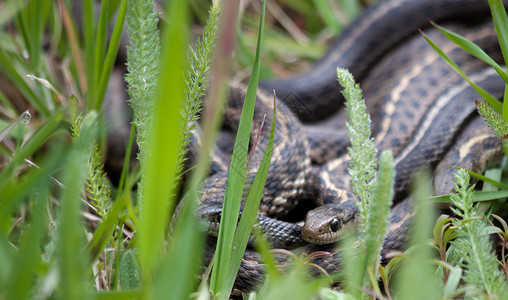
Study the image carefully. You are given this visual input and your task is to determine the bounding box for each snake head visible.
[302,200,358,244]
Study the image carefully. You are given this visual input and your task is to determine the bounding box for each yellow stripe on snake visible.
[191,0,508,293]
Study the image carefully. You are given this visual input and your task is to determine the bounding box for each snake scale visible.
[192,0,508,293]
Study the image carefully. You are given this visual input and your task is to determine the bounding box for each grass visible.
[1,0,508,299]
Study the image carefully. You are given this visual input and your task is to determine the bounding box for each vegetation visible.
[0,0,508,299]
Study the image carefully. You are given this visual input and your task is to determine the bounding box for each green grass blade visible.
[421,31,503,113]
[89,0,109,109]
[153,194,203,299]
[395,173,439,299]
[488,0,508,120]
[0,109,65,190]
[488,0,508,66]
[26,0,49,70]
[57,113,98,300]
[465,168,508,190]
[223,94,274,297]
[311,0,342,35]
[360,150,395,291]
[137,0,189,290]
[83,0,95,98]
[95,0,127,111]
[155,1,235,298]
[6,187,49,299]
[431,22,508,83]
[210,0,264,295]
[0,51,50,117]
[87,190,127,261]
[428,189,508,203]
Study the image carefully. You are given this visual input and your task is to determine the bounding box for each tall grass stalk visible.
[337,68,395,298]
[131,0,190,293]
[152,1,226,298]
[337,68,377,230]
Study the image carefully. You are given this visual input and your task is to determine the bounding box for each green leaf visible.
[492,214,508,237]
[119,250,142,289]
[442,266,463,298]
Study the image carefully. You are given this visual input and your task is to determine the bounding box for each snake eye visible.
[330,218,340,232]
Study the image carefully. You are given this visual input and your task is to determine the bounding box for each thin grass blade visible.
[431,22,508,83]
[465,168,508,190]
[488,0,508,119]
[95,0,127,110]
[57,113,98,300]
[489,0,508,66]
[421,31,503,113]
[208,0,253,294]
[0,51,50,116]
[222,91,273,299]
[0,109,65,190]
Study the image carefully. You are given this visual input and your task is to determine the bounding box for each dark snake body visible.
[196,0,508,293]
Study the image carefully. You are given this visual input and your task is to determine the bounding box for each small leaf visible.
[119,250,141,289]
[492,214,508,236]
[443,266,463,298]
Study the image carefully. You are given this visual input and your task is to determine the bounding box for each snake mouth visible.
[302,226,338,244]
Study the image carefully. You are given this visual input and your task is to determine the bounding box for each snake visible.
[193,0,508,293]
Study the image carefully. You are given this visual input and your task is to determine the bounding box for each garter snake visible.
[197,0,507,292]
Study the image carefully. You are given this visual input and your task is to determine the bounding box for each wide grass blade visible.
[6,186,49,299]
[137,0,189,293]
[360,150,395,291]
[0,141,66,292]
[210,0,265,296]
[153,1,226,297]
[421,31,503,113]
[395,173,439,299]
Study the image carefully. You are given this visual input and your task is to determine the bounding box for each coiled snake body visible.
[196,0,507,293]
